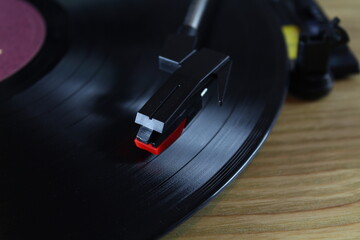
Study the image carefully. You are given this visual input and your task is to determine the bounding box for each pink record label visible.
[0,0,46,82]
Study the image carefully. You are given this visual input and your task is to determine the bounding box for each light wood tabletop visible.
[163,0,360,239]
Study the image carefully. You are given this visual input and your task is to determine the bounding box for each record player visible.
[0,0,358,239]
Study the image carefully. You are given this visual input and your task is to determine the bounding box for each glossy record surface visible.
[0,0,288,239]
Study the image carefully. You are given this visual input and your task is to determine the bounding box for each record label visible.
[0,0,46,82]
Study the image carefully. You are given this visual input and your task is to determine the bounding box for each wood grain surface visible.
[163,1,360,239]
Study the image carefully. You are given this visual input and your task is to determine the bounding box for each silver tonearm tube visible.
[184,0,211,30]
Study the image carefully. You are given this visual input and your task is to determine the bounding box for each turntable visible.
[0,0,358,239]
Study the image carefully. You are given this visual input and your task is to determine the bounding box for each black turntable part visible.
[135,49,231,154]
[290,18,350,100]
[0,0,288,239]
[0,0,69,101]
[330,45,360,78]
[136,0,233,155]
[159,0,217,73]
[183,0,213,32]
[271,0,359,98]
[271,0,360,78]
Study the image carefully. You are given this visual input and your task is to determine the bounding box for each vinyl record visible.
[0,0,288,239]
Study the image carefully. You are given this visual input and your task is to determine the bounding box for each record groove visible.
[0,0,288,239]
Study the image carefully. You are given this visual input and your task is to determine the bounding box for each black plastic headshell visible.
[135,48,231,155]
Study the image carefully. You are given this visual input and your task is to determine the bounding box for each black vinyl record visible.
[0,0,288,239]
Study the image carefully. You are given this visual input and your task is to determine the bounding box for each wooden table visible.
[164,1,360,239]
